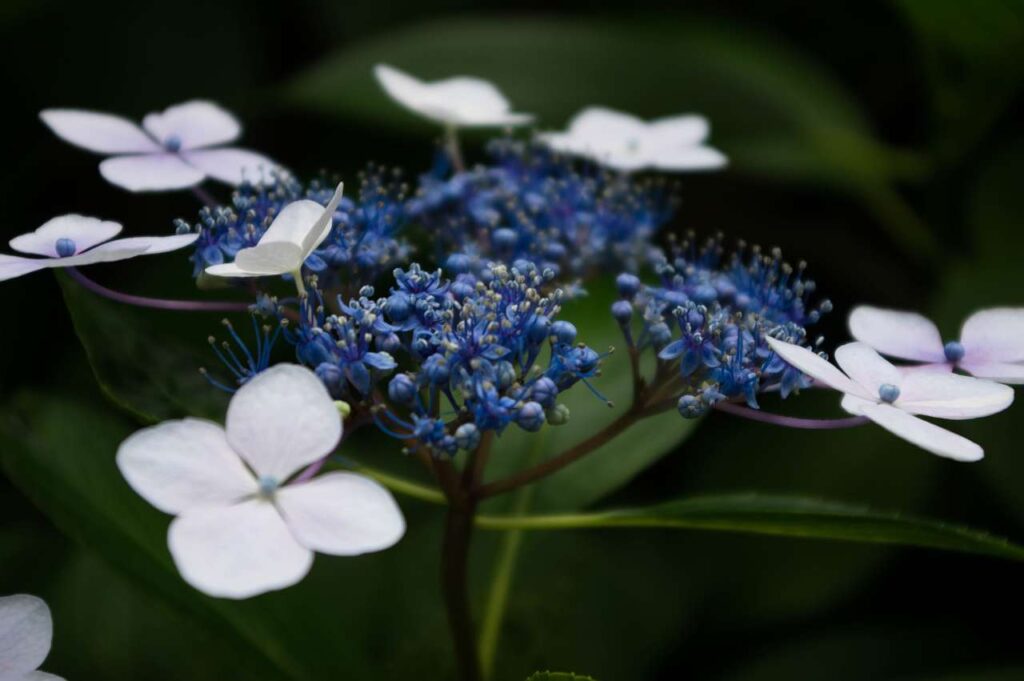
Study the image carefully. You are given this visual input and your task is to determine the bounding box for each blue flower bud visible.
[377,332,402,354]
[528,315,552,343]
[648,322,672,349]
[388,374,417,405]
[546,403,570,425]
[455,423,481,451]
[616,272,641,297]
[422,354,450,385]
[496,361,517,390]
[516,401,546,432]
[611,300,633,325]
[446,253,472,274]
[677,394,708,419]
[386,292,412,322]
[551,320,577,345]
[315,362,345,396]
[492,228,518,251]
[530,376,559,408]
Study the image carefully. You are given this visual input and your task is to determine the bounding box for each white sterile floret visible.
[40,100,278,192]
[116,364,406,599]
[539,106,727,172]
[0,594,65,681]
[204,182,344,290]
[374,64,533,129]
[0,214,198,283]
[766,338,1014,462]
[849,305,1024,384]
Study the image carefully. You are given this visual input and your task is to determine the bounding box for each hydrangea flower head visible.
[41,101,278,192]
[117,364,405,599]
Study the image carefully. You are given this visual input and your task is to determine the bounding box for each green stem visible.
[346,464,447,504]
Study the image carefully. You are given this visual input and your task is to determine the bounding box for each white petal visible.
[960,360,1024,384]
[142,100,241,150]
[859,403,983,462]
[9,215,122,256]
[764,337,870,397]
[897,372,1014,420]
[99,154,205,192]
[0,255,52,283]
[277,472,405,556]
[168,500,313,599]
[653,145,729,171]
[260,200,329,248]
[960,308,1024,363]
[39,109,161,154]
[106,232,199,256]
[847,306,945,362]
[567,107,647,142]
[301,182,344,256]
[41,239,151,268]
[226,364,342,481]
[230,242,305,276]
[20,671,67,681]
[182,148,278,185]
[116,418,256,515]
[648,114,710,145]
[204,261,255,278]
[0,595,51,676]
[834,342,903,394]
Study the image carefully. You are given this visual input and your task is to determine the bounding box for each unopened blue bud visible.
[455,423,481,451]
[446,253,472,274]
[649,322,672,349]
[516,401,545,432]
[677,394,707,419]
[315,362,344,396]
[386,293,412,322]
[551,320,577,345]
[528,316,552,343]
[530,376,559,408]
[611,300,633,325]
[496,361,517,390]
[492,228,518,251]
[388,374,417,404]
[423,354,450,384]
[616,272,641,297]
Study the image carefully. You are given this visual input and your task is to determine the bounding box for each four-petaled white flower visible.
[117,363,405,599]
[849,306,1024,385]
[374,64,534,129]
[766,338,1014,462]
[204,182,344,293]
[40,100,278,192]
[539,106,728,173]
[0,594,65,681]
[0,214,198,283]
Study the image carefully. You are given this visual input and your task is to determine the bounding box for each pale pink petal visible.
[960,360,1024,384]
[40,109,161,154]
[168,500,312,599]
[960,308,1024,363]
[142,100,240,150]
[765,337,870,397]
[0,255,51,283]
[226,365,342,481]
[847,306,945,362]
[43,239,151,267]
[840,393,875,415]
[0,595,51,677]
[834,342,903,394]
[859,403,983,462]
[182,148,278,186]
[116,418,256,515]
[9,215,122,256]
[99,154,205,192]
[277,472,405,556]
[897,372,1014,420]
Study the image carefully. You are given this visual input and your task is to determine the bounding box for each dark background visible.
[2,1,1024,679]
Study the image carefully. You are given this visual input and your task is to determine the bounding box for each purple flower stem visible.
[293,457,326,484]
[66,267,251,313]
[714,401,869,429]
[191,184,219,207]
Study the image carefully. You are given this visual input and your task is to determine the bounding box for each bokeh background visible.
[2,1,1024,679]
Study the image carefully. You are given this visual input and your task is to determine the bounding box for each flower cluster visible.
[613,235,832,417]
[407,140,676,282]
[284,261,601,455]
[183,167,410,288]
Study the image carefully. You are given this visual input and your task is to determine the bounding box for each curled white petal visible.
[0,594,52,677]
[226,364,342,481]
[9,215,122,257]
[116,418,256,515]
[277,472,406,556]
[168,500,313,599]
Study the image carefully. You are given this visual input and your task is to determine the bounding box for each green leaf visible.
[476,493,1024,561]
[482,282,700,512]
[526,673,598,681]
[288,16,933,255]
[57,271,230,423]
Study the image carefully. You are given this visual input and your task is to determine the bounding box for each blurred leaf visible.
[526,673,597,681]
[57,272,231,423]
[476,493,1024,560]
[288,16,933,256]
[894,0,1024,161]
[483,283,700,512]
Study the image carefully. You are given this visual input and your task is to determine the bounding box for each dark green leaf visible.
[526,673,598,681]
[476,493,1024,561]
